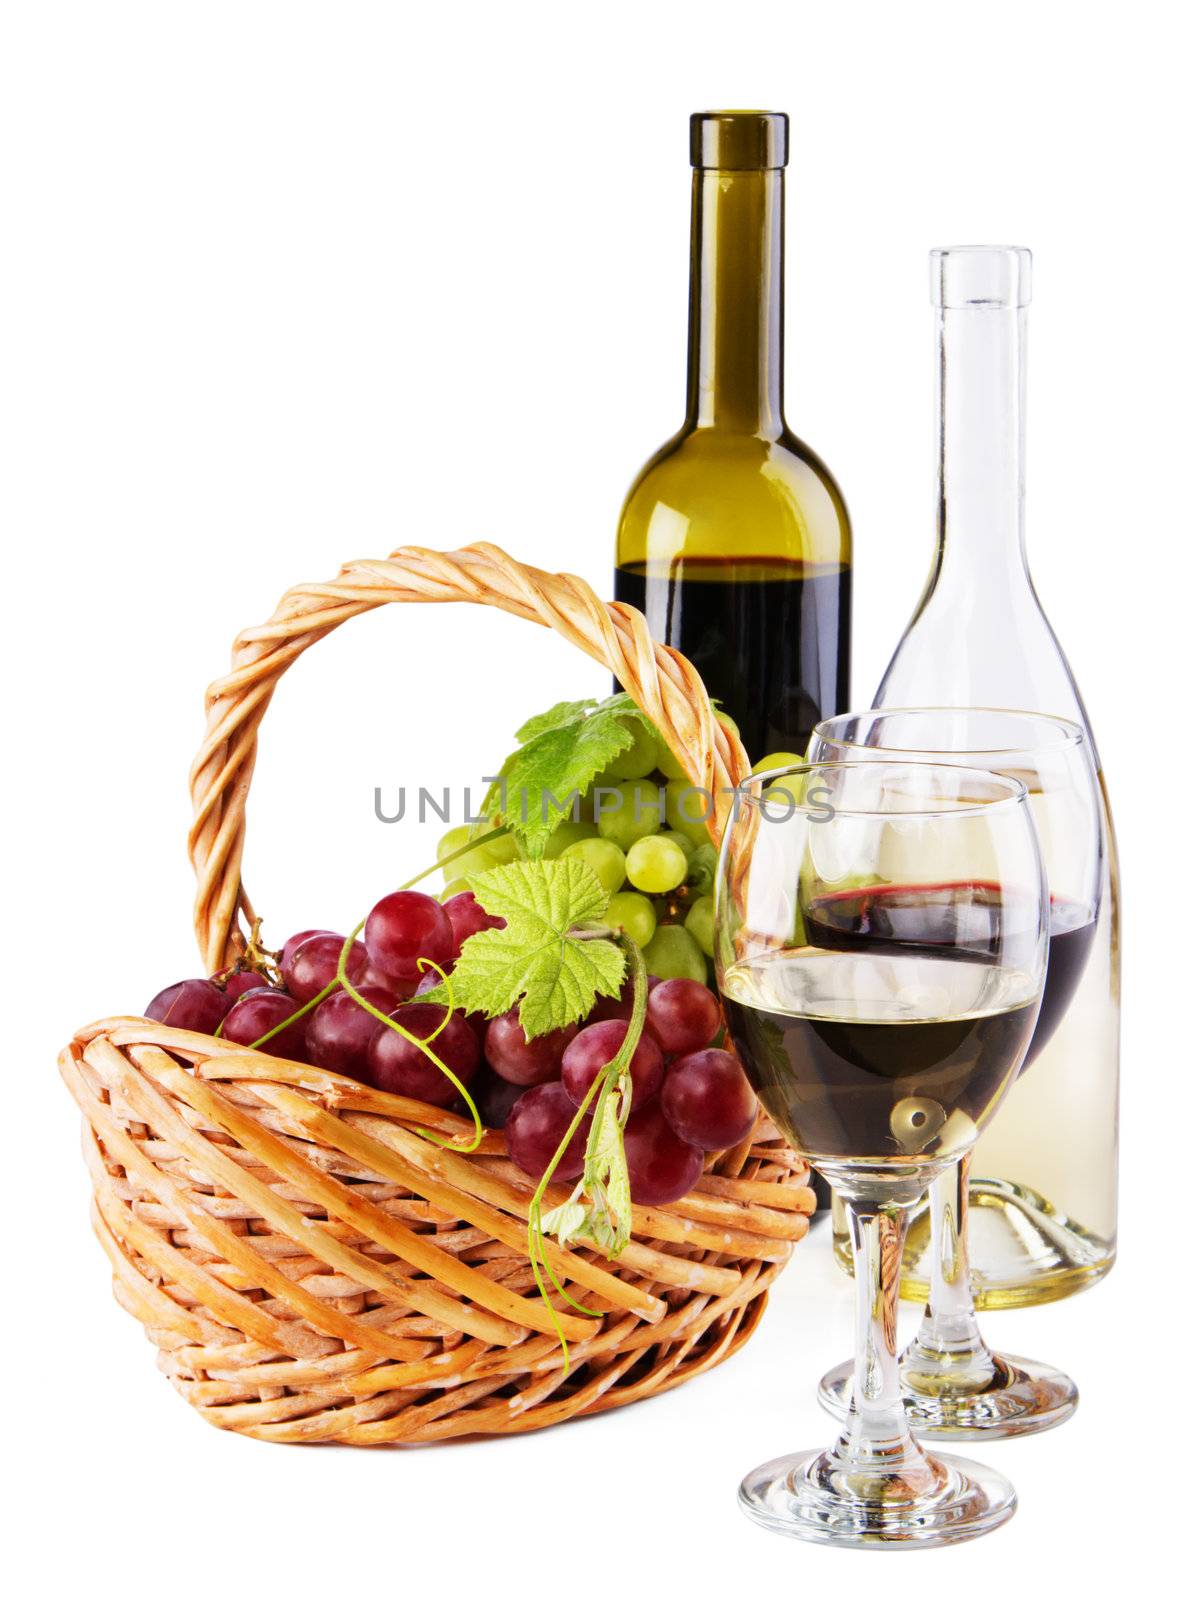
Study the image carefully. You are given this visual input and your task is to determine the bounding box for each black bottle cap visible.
[690,111,789,171]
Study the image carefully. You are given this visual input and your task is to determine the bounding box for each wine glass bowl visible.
[807,709,1102,1440]
[716,759,1048,1547]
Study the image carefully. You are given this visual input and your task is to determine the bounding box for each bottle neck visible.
[936,301,1030,580]
[685,167,784,435]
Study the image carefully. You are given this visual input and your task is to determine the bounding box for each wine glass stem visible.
[905,1155,997,1385]
[833,1192,929,1473]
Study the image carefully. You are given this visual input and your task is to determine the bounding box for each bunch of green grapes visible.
[437,716,741,982]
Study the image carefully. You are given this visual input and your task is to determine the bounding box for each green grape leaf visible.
[513,699,601,744]
[417,858,626,1036]
[583,1089,632,1256]
[541,1198,589,1247]
[591,690,656,721]
[536,1089,633,1258]
[487,694,659,858]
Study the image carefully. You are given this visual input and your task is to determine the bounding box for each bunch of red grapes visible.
[146,886,759,1209]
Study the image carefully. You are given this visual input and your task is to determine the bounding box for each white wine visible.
[840,248,1121,1307]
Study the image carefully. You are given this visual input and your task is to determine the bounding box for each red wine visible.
[721,950,1039,1164]
[805,882,1095,1068]
[614,557,850,759]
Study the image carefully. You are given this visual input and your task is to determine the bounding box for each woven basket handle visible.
[188,542,750,970]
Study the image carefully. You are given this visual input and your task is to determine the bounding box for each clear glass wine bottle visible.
[831,246,1120,1307]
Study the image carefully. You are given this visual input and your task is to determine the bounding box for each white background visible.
[3,1,1197,1593]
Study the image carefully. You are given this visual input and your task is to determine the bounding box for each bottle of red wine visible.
[616,111,850,1212]
[614,110,851,764]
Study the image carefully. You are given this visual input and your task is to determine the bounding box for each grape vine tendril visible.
[239,829,515,1151]
[526,931,648,1369]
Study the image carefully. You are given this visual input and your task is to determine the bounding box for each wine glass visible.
[808,710,1101,1439]
[716,759,1047,1548]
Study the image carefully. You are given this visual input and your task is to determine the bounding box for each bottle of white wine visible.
[614,111,851,764]
[831,246,1120,1307]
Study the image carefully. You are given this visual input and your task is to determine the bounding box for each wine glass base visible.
[818,1353,1078,1440]
[738,1447,1016,1550]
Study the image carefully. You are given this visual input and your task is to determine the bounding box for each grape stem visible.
[333,918,485,1154]
[214,916,282,992]
[397,824,512,893]
[228,972,339,1045]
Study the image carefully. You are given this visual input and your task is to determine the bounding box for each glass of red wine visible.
[807,710,1101,1440]
[716,758,1047,1548]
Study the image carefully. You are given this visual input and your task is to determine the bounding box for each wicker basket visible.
[59,542,815,1445]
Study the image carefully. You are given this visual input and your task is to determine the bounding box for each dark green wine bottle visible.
[615,111,851,763]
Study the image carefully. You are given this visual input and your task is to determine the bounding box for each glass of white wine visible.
[808,710,1101,1438]
[716,759,1048,1548]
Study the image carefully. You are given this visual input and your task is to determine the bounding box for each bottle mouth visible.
[931,246,1032,309]
[690,111,788,171]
